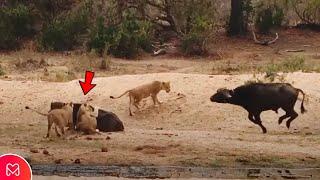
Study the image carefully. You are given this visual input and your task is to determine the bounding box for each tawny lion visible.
[76,103,98,134]
[26,103,73,138]
[110,81,171,116]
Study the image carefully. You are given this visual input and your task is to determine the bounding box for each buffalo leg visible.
[278,113,290,125]
[286,111,298,129]
[253,113,267,134]
[247,113,267,133]
[248,113,255,122]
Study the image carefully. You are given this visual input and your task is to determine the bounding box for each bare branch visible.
[252,29,279,46]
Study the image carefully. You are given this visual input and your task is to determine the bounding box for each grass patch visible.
[261,56,320,74]
[245,56,320,84]
[210,60,255,75]
[208,55,320,75]
[210,158,227,167]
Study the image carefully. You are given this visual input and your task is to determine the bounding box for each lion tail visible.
[25,106,48,116]
[110,90,130,99]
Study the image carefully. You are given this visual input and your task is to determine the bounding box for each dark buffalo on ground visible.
[210,83,306,133]
[51,102,124,132]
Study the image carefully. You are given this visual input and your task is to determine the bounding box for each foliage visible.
[286,0,320,25]
[88,12,153,59]
[254,2,284,33]
[180,15,212,56]
[0,4,34,50]
[176,1,215,56]
[37,2,91,51]
[32,0,75,22]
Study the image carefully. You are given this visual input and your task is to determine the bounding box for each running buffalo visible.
[210,83,306,133]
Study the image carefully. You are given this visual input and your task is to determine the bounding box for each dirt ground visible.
[0,29,319,168]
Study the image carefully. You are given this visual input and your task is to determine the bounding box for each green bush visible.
[109,14,153,58]
[88,13,153,59]
[0,4,34,50]
[87,16,113,56]
[38,3,90,51]
[255,4,284,33]
[181,16,211,56]
[181,33,206,56]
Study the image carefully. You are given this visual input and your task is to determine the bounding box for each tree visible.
[227,0,252,36]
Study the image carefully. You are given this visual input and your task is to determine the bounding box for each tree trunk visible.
[228,0,247,36]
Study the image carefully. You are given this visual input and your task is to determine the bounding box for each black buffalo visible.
[210,83,306,133]
[51,102,124,132]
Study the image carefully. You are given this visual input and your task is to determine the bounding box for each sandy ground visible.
[34,176,126,180]
[0,72,319,168]
[34,176,212,180]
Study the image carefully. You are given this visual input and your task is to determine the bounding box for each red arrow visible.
[79,71,96,95]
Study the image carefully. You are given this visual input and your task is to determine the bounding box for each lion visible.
[25,103,73,138]
[76,104,98,134]
[110,81,171,116]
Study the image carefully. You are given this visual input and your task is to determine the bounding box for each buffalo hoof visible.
[286,122,291,129]
[261,127,267,134]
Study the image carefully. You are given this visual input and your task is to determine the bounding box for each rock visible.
[155,127,163,130]
[106,136,111,140]
[134,146,143,151]
[43,149,49,155]
[74,159,81,164]
[54,159,63,164]
[30,148,39,153]
[305,132,312,135]
[101,147,108,152]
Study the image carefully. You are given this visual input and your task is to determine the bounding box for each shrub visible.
[38,3,90,51]
[255,4,284,33]
[181,16,211,56]
[0,4,34,50]
[87,13,153,59]
[87,16,112,56]
[181,33,206,56]
[289,0,320,25]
